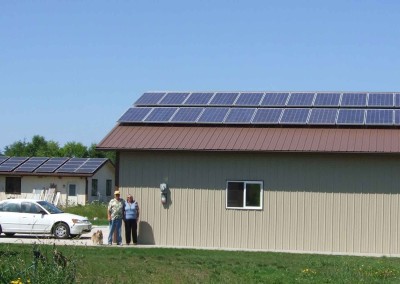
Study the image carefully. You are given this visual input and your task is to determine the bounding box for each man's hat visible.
[114,191,120,195]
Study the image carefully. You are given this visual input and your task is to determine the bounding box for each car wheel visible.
[53,223,70,239]
[5,233,15,237]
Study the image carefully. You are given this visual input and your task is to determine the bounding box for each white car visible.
[0,199,92,239]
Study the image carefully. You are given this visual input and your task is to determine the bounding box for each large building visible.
[98,91,400,256]
[0,157,115,205]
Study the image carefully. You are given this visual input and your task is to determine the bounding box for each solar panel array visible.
[118,92,400,126]
[0,157,108,174]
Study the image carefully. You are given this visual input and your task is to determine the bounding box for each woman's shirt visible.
[125,201,139,220]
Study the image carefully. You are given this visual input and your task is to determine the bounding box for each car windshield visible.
[37,201,64,214]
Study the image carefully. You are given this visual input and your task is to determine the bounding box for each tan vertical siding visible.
[119,151,400,255]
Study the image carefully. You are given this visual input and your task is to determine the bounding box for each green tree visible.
[60,142,88,158]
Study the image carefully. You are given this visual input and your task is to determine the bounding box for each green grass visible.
[1,244,400,283]
[62,202,109,226]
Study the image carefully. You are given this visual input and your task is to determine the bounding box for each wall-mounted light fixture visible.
[160,183,168,204]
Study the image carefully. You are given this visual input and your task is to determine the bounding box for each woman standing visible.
[124,194,139,245]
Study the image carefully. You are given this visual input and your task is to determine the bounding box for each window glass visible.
[91,179,98,196]
[69,184,76,196]
[3,202,21,212]
[226,181,263,209]
[106,179,112,196]
[6,177,21,194]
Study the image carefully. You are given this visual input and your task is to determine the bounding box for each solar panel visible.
[0,156,8,165]
[159,92,190,105]
[75,158,107,174]
[261,93,289,106]
[170,107,204,122]
[314,93,341,106]
[395,110,400,125]
[15,157,49,172]
[368,93,393,107]
[286,93,315,106]
[341,93,367,107]
[184,92,214,105]
[280,108,310,124]
[224,108,256,124]
[134,92,166,106]
[118,107,153,122]
[36,157,69,173]
[308,109,337,125]
[57,158,88,173]
[0,157,28,172]
[252,108,283,124]
[336,109,365,125]
[143,107,178,122]
[394,93,400,107]
[365,109,393,125]
[197,107,229,123]
[209,93,239,105]
[235,93,263,106]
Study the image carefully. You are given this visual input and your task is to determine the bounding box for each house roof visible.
[97,125,400,154]
[97,92,400,154]
[0,157,111,177]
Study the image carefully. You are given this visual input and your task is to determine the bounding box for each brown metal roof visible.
[97,125,400,153]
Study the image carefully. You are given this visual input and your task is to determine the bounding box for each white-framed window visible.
[68,184,77,196]
[226,181,263,210]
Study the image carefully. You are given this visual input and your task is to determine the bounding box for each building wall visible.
[0,175,87,205]
[87,162,115,204]
[118,151,400,255]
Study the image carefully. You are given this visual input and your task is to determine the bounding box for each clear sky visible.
[1,1,400,152]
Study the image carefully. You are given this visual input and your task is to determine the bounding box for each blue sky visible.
[1,1,400,152]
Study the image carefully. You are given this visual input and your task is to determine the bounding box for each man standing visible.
[107,190,124,245]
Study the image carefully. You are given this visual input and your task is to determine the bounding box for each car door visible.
[0,201,22,233]
[19,201,53,233]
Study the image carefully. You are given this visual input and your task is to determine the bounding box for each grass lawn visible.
[1,243,400,283]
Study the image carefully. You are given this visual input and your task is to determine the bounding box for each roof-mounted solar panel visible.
[197,107,229,123]
[56,158,88,173]
[261,93,289,106]
[170,107,204,123]
[224,108,256,124]
[36,157,69,173]
[118,107,153,122]
[368,93,393,107]
[235,93,263,106]
[143,107,178,122]
[308,109,337,125]
[159,92,190,105]
[341,93,367,107]
[394,110,400,125]
[75,158,108,174]
[0,156,9,165]
[209,93,239,105]
[394,93,400,107]
[286,93,315,106]
[280,108,310,124]
[314,93,341,106]
[0,157,28,172]
[184,92,214,105]
[365,109,393,125]
[252,108,283,124]
[134,92,166,106]
[336,109,365,125]
[15,157,49,172]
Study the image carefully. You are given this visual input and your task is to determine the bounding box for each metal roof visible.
[97,125,400,153]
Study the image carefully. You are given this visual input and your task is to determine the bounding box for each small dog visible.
[91,230,103,245]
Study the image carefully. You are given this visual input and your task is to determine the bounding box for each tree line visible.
[1,135,115,163]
